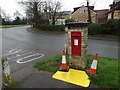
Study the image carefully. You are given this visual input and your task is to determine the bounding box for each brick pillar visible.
[65,22,88,69]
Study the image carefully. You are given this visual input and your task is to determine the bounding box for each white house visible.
[49,19,66,25]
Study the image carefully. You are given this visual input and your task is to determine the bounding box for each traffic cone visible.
[59,51,69,72]
[87,54,98,75]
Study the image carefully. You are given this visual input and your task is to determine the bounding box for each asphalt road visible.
[1,26,119,88]
[2,26,119,71]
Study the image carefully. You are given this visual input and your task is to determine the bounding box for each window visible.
[80,7,85,14]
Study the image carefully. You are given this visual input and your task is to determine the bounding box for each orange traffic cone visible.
[59,51,69,72]
[87,54,98,75]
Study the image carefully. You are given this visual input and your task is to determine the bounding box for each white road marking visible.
[17,53,37,60]
[9,49,18,53]
[14,50,22,53]
[16,54,20,57]
[7,52,32,60]
[4,49,45,64]
[4,50,26,56]
[16,54,44,64]
[16,52,32,57]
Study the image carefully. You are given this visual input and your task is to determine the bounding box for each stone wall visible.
[59,7,96,23]
[0,58,2,90]
[108,10,120,19]
[67,27,88,69]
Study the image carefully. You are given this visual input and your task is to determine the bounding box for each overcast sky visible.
[0,0,113,19]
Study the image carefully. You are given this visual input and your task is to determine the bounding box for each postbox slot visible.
[72,36,79,37]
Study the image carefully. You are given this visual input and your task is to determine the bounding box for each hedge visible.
[34,24,65,32]
[33,19,120,35]
[88,19,120,36]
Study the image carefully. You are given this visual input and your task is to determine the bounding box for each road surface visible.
[0,26,119,88]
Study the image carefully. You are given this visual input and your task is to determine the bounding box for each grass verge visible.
[0,25,29,28]
[34,54,119,88]
[4,80,21,88]
[29,27,66,34]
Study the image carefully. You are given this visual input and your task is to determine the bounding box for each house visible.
[48,11,71,25]
[59,11,72,20]
[95,9,109,23]
[49,19,66,25]
[107,0,120,19]
[60,5,96,23]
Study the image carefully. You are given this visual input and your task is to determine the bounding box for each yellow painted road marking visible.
[52,69,90,87]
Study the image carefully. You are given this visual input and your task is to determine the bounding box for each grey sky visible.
[0,0,113,19]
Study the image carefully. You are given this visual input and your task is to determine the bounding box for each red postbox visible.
[65,22,88,69]
[71,32,81,56]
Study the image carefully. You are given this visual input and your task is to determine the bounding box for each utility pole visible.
[86,0,92,23]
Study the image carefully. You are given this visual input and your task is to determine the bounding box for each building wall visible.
[59,6,96,23]
[60,15,70,20]
[108,10,120,19]
[70,7,96,23]
[49,19,66,25]
[95,10,108,23]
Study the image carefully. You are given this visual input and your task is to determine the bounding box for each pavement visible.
[1,26,119,89]
[15,66,98,88]
[88,36,119,42]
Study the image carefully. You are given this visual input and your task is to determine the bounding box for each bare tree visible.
[0,7,2,25]
[13,10,23,19]
[111,1,115,19]
[44,0,62,25]
[1,8,11,22]
[18,0,62,25]
[19,0,43,26]
[86,0,92,23]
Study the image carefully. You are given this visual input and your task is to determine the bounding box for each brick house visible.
[60,5,96,23]
[95,9,109,23]
[107,0,120,19]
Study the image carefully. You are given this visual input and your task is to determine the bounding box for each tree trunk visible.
[111,2,115,19]
[87,1,92,23]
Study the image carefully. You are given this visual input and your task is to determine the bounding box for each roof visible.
[107,1,120,14]
[109,1,120,10]
[73,6,94,13]
[60,11,71,15]
[95,9,109,11]
[65,22,89,28]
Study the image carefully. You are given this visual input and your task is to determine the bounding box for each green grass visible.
[5,80,21,88]
[0,24,29,28]
[34,54,61,72]
[34,54,119,88]
[86,54,118,88]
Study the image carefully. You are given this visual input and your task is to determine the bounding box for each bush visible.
[65,19,75,24]
[88,19,120,36]
[34,24,65,32]
[103,19,120,35]
[88,23,102,35]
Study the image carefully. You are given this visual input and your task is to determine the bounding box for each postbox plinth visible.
[65,22,88,69]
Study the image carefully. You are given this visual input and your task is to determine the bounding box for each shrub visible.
[88,19,120,36]
[35,24,65,32]
[65,19,75,24]
[88,23,102,35]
